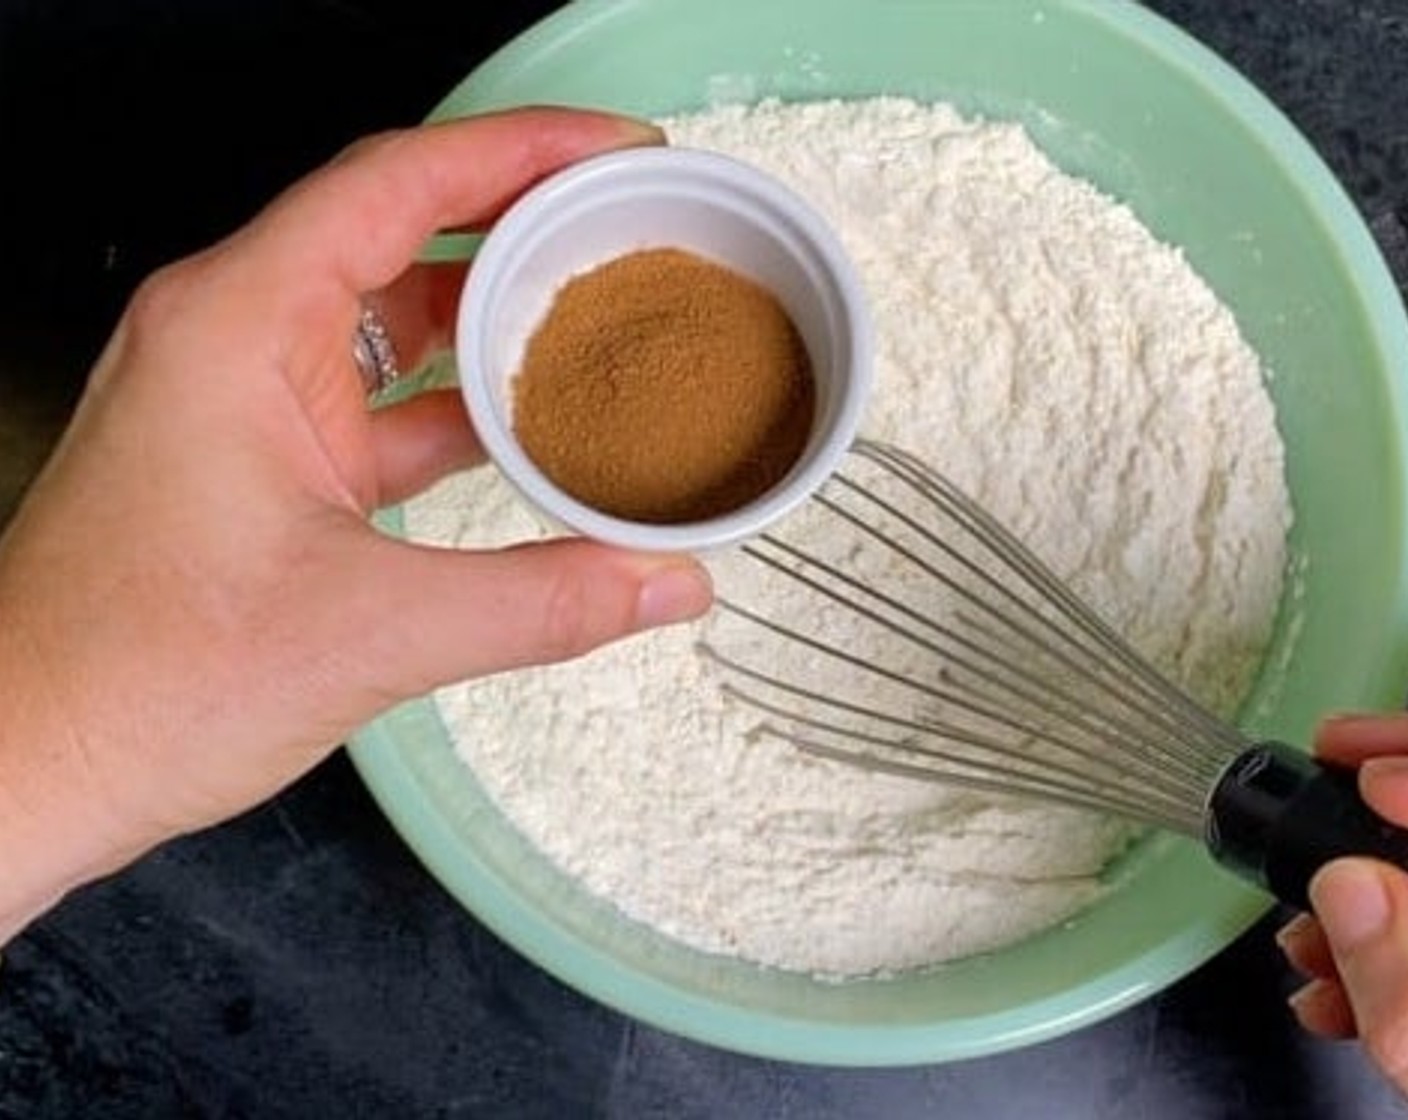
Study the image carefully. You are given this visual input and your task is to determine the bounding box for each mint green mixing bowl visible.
[347,0,1408,1064]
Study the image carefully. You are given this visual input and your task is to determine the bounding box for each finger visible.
[1315,713,1408,767]
[1310,859,1408,1089]
[1360,757,1408,825]
[368,262,467,372]
[359,536,714,696]
[1313,714,1408,824]
[1276,912,1339,980]
[249,107,666,298]
[1288,977,1358,1039]
[368,390,484,506]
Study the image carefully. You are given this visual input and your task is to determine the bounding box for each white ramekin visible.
[456,145,872,552]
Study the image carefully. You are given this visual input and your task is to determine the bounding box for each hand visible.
[0,108,713,938]
[1277,714,1408,1092]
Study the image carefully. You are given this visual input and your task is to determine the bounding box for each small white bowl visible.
[456,146,872,552]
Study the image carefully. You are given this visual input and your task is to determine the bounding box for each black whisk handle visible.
[1205,741,1408,910]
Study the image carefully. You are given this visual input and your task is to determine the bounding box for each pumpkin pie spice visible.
[512,247,815,523]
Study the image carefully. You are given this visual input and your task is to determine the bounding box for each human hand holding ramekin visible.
[0,108,712,944]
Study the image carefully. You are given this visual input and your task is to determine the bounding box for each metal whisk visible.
[700,439,1408,909]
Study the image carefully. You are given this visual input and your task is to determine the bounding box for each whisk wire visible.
[705,636,1206,834]
[703,438,1248,832]
[848,442,1242,774]
[749,502,1224,796]
[734,536,1215,806]
[850,441,1244,761]
[842,444,1242,759]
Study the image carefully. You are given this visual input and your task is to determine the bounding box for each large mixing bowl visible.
[347,0,1408,1064]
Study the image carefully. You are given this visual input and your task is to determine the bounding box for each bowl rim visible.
[349,0,1408,1064]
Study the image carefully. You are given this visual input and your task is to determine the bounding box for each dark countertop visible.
[2,2,1407,1116]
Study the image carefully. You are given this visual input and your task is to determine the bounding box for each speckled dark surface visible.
[3,2,1408,1116]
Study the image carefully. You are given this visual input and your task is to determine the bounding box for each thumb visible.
[1310,858,1408,1091]
[363,535,713,695]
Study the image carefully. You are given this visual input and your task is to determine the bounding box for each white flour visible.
[403,98,1290,976]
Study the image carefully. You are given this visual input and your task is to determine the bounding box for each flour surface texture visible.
[403,98,1291,976]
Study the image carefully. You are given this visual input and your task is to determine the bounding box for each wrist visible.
[0,590,153,943]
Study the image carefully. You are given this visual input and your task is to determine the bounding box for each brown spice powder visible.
[511,247,816,524]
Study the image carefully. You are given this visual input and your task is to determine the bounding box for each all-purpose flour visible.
[403,98,1291,976]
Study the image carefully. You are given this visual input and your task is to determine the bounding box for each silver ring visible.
[352,305,401,396]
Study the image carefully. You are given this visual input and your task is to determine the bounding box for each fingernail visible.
[636,563,713,628]
[614,116,667,145]
[1274,911,1316,952]
[1361,755,1408,782]
[1285,977,1357,1039]
[1310,860,1391,950]
[1287,977,1326,1015]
